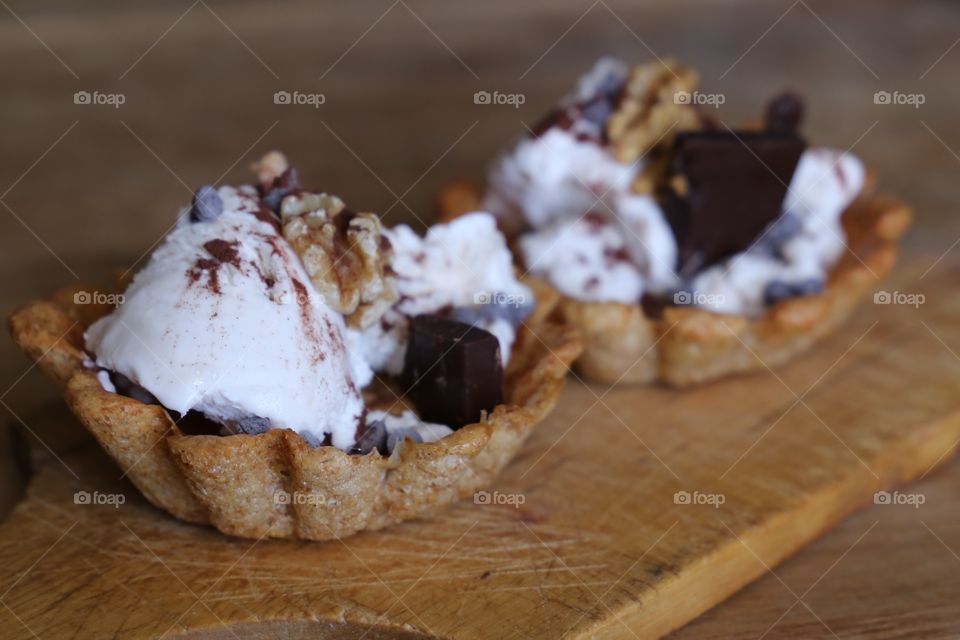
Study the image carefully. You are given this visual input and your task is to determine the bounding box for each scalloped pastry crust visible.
[8,278,581,540]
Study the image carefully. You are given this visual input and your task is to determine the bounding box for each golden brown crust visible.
[436,182,911,387]
[65,370,210,524]
[9,278,580,540]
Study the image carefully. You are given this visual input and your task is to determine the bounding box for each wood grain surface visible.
[2,1,960,638]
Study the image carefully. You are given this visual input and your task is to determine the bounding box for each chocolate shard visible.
[190,185,223,223]
[661,130,806,278]
[351,420,387,455]
[402,315,504,430]
[231,416,270,435]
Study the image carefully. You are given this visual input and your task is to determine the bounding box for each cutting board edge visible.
[578,407,960,640]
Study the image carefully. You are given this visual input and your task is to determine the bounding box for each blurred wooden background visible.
[1,0,959,637]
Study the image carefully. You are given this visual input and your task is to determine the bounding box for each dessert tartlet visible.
[441,57,911,386]
[9,153,581,541]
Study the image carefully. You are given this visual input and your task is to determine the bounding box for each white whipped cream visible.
[518,191,679,303]
[519,214,643,304]
[610,192,679,293]
[86,186,366,450]
[482,128,635,229]
[781,148,867,271]
[688,149,865,316]
[349,212,531,376]
[481,62,680,306]
[485,73,864,316]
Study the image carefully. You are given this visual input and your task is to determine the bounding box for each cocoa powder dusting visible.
[203,239,241,267]
[187,239,241,295]
[292,279,325,363]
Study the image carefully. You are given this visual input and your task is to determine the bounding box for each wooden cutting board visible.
[1,258,958,640]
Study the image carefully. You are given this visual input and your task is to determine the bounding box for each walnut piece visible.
[251,151,289,190]
[281,193,396,328]
[606,59,701,164]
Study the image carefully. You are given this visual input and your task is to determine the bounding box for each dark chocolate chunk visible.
[261,167,300,213]
[765,92,805,134]
[231,416,270,435]
[190,185,223,222]
[351,420,387,455]
[402,315,504,430]
[660,130,806,278]
[763,277,824,306]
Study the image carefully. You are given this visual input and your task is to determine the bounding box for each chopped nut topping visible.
[606,59,701,164]
[281,193,396,328]
[252,151,290,190]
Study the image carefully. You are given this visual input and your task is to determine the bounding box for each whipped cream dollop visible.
[483,59,680,305]
[483,128,635,229]
[519,191,679,304]
[349,212,532,377]
[483,58,866,317]
[86,186,366,450]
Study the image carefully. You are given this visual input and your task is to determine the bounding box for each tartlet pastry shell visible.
[8,279,581,540]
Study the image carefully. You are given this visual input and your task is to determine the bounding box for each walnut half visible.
[281,193,396,328]
[606,58,701,164]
